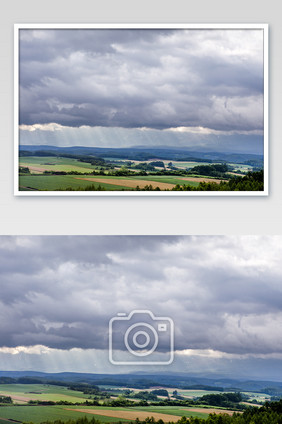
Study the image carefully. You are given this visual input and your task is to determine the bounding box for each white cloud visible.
[19,123,65,132]
[0,345,51,355]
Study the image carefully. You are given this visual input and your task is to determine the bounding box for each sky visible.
[18,28,264,154]
[1,235,282,380]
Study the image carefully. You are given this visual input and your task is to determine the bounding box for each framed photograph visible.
[14,24,268,196]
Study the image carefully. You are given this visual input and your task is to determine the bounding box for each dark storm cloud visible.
[19,28,264,131]
[0,236,282,355]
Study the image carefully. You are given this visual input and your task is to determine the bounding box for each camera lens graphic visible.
[132,331,150,348]
[124,322,158,357]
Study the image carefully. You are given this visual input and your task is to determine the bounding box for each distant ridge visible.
[0,371,280,391]
[19,145,263,165]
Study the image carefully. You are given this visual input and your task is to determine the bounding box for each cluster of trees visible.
[0,395,12,403]
[131,161,165,171]
[149,161,165,168]
[172,171,264,191]
[135,185,161,191]
[135,163,157,171]
[109,160,134,167]
[19,166,31,174]
[189,164,229,177]
[67,384,107,397]
[27,399,101,406]
[151,389,169,397]
[127,391,159,401]
[199,393,243,408]
[77,157,106,167]
[62,185,106,191]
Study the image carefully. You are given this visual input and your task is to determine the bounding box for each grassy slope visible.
[19,157,95,173]
[0,384,88,402]
[0,405,130,423]
[0,404,212,423]
[19,175,131,191]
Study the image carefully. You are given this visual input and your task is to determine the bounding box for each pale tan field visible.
[181,408,240,416]
[114,167,140,172]
[0,393,32,403]
[66,409,181,421]
[20,165,46,173]
[179,177,222,183]
[20,162,93,174]
[241,402,260,407]
[110,396,140,402]
[227,172,242,176]
[75,177,175,190]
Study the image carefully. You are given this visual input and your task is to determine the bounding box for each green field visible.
[19,157,96,173]
[130,405,209,419]
[0,384,89,403]
[0,404,214,423]
[19,174,202,191]
[0,405,132,423]
[19,175,131,191]
[60,405,211,419]
[130,176,200,186]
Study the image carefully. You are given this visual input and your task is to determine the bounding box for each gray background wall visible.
[0,0,280,235]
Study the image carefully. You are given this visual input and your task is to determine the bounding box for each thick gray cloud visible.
[19,28,264,132]
[0,236,281,357]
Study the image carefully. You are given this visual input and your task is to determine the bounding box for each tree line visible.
[25,392,244,410]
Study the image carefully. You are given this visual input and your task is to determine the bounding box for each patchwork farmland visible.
[0,381,269,424]
[18,148,263,192]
